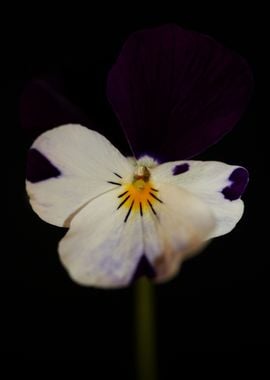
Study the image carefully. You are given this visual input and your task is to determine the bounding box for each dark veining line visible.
[118,190,129,198]
[124,200,134,223]
[147,200,157,216]
[140,202,143,217]
[114,172,123,179]
[150,187,159,192]
[107,181,122,186]
[149,192,163,203]
[117,195,131,209]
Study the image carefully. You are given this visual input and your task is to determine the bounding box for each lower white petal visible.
[141,183,215,282]
[58,189,143,288]
[152,160,248,238]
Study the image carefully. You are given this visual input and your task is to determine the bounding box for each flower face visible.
[26,124,248,287]
[23,24,252,288]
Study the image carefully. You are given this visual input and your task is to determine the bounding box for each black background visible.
[3,3,267,376]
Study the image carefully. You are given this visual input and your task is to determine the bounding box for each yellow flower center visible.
[117,165,163,221]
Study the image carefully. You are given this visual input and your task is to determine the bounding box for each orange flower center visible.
[117,166,163,220]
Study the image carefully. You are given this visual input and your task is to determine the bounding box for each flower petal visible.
[58,189,143,288]
[20,79,90,139]
[152,161,248,238]
[107,24,253,160]
[26,124,133,227]
[141,183,215,282]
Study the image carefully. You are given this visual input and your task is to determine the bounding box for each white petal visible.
[26,124,133,227]
[58,189,143,288]
[142,183,215,282]
[152,161,247,238]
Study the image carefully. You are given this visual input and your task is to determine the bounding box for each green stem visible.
[134,277,157,380]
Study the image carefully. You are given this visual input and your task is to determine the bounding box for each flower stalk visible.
[134,277,158,380]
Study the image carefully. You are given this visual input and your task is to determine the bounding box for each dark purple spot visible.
[222,167,249,201]
[26,149,61,183]
[172,163,189,175]
[130,255,156,283]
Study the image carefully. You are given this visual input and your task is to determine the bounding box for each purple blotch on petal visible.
[222,167,249,201]
[172,163,189,175]
[130,255,156,283]
[26,148,61,183]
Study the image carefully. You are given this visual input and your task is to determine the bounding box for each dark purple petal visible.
[107,24,253,161]
[26,148,61,183]
[131,255,156,283]
[20,78,90,140]
[222,167,249,201]
[172,163,189,175]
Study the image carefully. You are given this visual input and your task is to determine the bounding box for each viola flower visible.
[24,24,252,287]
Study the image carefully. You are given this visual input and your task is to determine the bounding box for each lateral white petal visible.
[58,189,143,288]
[26,124,133,227]
[142,183,215,282]
[152,160,247,238]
